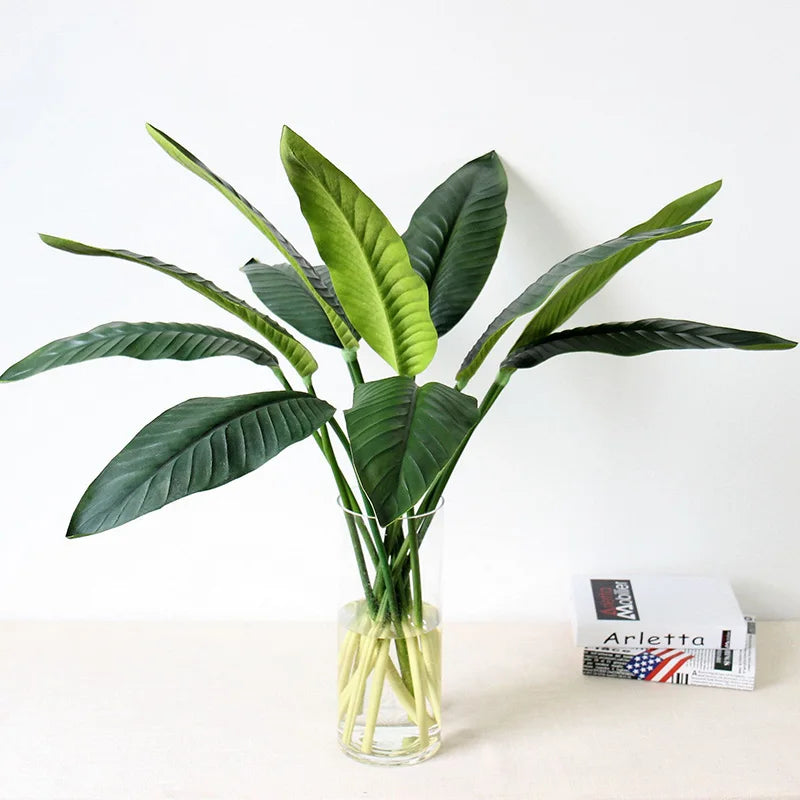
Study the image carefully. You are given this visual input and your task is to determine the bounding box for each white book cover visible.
[571,575,747,650]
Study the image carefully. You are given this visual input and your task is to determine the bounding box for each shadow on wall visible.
[502,162,580,281]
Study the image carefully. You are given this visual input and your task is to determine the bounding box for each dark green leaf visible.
[456,220,711,388]
[1,321,277,382]
[242,260,347,348]
[510,223,714,357]
[502,318,797,369]
[402,152,507,336]
[68,391,335,537]
[281,127,437,376]
[145,124,357,349]
[39,235,318,378]
[345,377,479,525]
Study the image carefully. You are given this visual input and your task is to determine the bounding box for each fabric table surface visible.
[1,620,797,799]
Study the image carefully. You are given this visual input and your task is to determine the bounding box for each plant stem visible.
[404,625,429,748]
[407,514,423,628]
[327,415,385,561]
[419,633,441,724]
[369,521,403,625]
[342,347,365,386]
[419,370,509,518]
[389,371,512,579]
[328,417,352,458]
[318,425,378,616]
[299,374,381,573]
[338,482,379,569]
[361,638,390,753]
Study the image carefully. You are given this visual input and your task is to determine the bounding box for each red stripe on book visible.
[644,651,686,680]
[650,655,694,683]
[650,648,680,658]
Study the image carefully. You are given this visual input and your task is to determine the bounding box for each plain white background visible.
[1,0,797,621]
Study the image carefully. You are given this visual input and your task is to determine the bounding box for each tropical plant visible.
[2,125,794,760]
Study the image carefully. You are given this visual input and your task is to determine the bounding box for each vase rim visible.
[335,495,444,521]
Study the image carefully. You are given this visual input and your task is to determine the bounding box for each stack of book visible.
[571,575,756,690]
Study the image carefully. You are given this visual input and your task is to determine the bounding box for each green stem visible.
[369,520,402,626]
[419,370,509,518]
[328,417,352,457]
[342,347,365,385]
[390,371,512,580]
[407,514,423,628]
[301,374,380,571]
[319,425,378,617]
[328,415,384,557]
[271,365,294,392]
[338,482,379,569]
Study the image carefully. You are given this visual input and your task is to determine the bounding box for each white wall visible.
[1,0,797,621]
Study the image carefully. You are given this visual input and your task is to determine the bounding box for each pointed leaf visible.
[510,181,724,360]
[510,221,712,356]
[281,127,437,376]
[40,235,318,377]
[622,180,722,236]
[457,180,722,388]
[242,260,346,348]
[1,321,277,382]
[68,391,335,537]
[145,123,357,349]
[502,319,796,370]
[456,206,711,388]
[402,151,508,336]
[457,221,710,386]
[345,377,479,525]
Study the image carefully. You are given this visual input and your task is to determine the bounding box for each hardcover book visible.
[571,575,747,650]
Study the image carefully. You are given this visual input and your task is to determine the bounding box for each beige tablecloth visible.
[1,621,797,799]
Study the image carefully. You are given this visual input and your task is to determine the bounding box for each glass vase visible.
[336,499,443,766]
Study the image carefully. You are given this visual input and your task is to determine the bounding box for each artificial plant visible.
[3,125,794,757]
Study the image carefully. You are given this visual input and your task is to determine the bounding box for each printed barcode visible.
[672,674,689,685]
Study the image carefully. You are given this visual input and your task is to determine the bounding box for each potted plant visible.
[2,124,794,765]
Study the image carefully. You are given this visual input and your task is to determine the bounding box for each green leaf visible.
[622,180,722,236]
[241,260,347,348]
[344,377,479,525]
[281,127,437,376]
[39,235,318,378]
[456,179,722,389]
[457,220,710,387]
[502,319,797,370]
[1,321,277,382]
[145,123,357,349]
[402,151,507,336]
[68,391,335,537]
[509,220,712,356]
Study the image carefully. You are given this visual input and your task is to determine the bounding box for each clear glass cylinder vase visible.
[336,498,443,766]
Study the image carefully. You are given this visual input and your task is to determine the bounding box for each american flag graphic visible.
[625,648,694,682]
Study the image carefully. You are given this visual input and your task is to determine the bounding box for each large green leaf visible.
[68,391,335,537]
[281,127,437,376]
[502,319,796,370]
[456,180,722,388]
[145,124,357,349]
[344,377,479,525]
[1,321,277,382]
[39,235,318,378]
[509,221,711,357]
[241,260,347,348]
[402,152,507,336]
